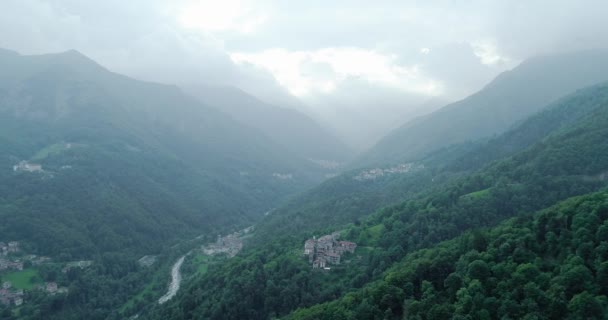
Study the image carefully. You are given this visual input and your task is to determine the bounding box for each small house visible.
[46,282,58,294]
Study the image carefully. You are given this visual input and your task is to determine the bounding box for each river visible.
[156,226,252,305]
[158,255,185,304]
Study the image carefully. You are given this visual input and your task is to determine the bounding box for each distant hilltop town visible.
[201,226,253,258]
[303,232,356,269]
[12,161,42,173]
[272,173,293,180]
[353,163,424,181]
[308,159,342,170]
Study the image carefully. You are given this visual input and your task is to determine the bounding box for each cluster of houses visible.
[201,226,253,258]
[0,241,77,308]
[0,242,20,256]
[0,259,23,272]
[309,159,342,170]
[203,233,243,258]
[0,282,23,307]
[12,161,43,173]
[61,260,93,273]
[0,242,23,272]
[353,163,423,181]
[272,173,293,180]
[303,232,357,269]
[0,242,53,272]
[137,255,158,268]
[1,281,70,306]
[35,282,68,295]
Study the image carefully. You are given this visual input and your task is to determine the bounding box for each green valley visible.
[147,80,608,320]
[1,4,608,319]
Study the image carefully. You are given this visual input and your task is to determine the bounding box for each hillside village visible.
[272,173,293,180]
[353,163,424,181]
[0,281,23,307]
[12,161,42,173]
[308,159,342,170]
[0,242,24,271]
[62,260,93,273]
[201,226,254,258]
[1,280,69,307]
[303,232,357,269]
[137,255,158,268]
[1,241,60,272]
[0,241,89,307]
[11,143,79,174]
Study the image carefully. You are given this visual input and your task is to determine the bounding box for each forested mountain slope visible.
[0,48,325,258]
[151,82,608,320]
[356,49,608,167]
[287,190,608,320]
[190,85,353,163]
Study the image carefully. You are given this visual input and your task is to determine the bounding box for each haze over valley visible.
[1,1,608,319]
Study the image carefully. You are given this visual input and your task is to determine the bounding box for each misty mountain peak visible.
[44,49,107,73]
[0,47,19,57]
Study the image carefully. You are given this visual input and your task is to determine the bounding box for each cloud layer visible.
[1,0,607,148]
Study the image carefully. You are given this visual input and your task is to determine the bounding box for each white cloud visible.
[177,0,268,34]
[0,0,84,53]
[2,0,607,149]
[230,47,442,97]
[472,39,511,66]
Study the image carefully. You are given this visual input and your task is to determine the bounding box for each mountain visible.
[355,49,608,167]
[0,48,325,258]
[150,81,608,320]
[188,85,353,164]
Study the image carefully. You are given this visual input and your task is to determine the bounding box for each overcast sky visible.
[2,0,607,149]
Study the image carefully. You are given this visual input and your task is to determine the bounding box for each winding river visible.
[156,226,252,305]
[158,255,185,304]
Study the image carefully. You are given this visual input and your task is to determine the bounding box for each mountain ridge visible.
[355,49,608,167]
[0,48,329,258]
[189,84,354,163]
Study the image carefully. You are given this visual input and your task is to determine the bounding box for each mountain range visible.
[188,85,353,163]
[0,48,335,257]
[3,48,608,320]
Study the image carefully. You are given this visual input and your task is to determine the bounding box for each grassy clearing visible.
[461,188,491,200]
[3,268,42,290]
[31,143,67,161]
[192,254,211,275]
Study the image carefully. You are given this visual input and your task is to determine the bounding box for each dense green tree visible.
[285,192,608,320]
